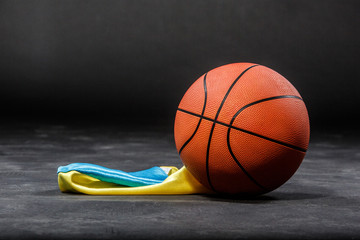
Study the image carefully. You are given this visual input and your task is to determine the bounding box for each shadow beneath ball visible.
[204,194,276,204]
[204,191,327,203]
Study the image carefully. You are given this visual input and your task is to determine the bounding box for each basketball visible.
[174,63,310,195]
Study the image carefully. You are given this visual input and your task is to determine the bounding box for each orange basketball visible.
[174,63,310,195]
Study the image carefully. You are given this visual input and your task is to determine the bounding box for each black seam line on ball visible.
[177,107,307,153]
[230,95,303,123]
[178,73,208,155]
[205,64,259,192]
[226,95,305,191]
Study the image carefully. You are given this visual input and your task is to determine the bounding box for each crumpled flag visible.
[57,163,213,195]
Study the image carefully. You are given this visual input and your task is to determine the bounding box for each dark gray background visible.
[0,0,359,130]
[1,2,360,239]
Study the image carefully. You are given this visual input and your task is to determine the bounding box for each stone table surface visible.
[0,124,359,240]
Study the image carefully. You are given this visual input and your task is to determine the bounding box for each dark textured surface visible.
[0,124,359,240]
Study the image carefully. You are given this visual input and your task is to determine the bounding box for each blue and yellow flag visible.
[57,163,213,195]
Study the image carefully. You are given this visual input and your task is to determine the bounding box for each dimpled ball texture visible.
[174,63,310,195]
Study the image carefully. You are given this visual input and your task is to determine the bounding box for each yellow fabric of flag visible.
[58,166,214,195]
